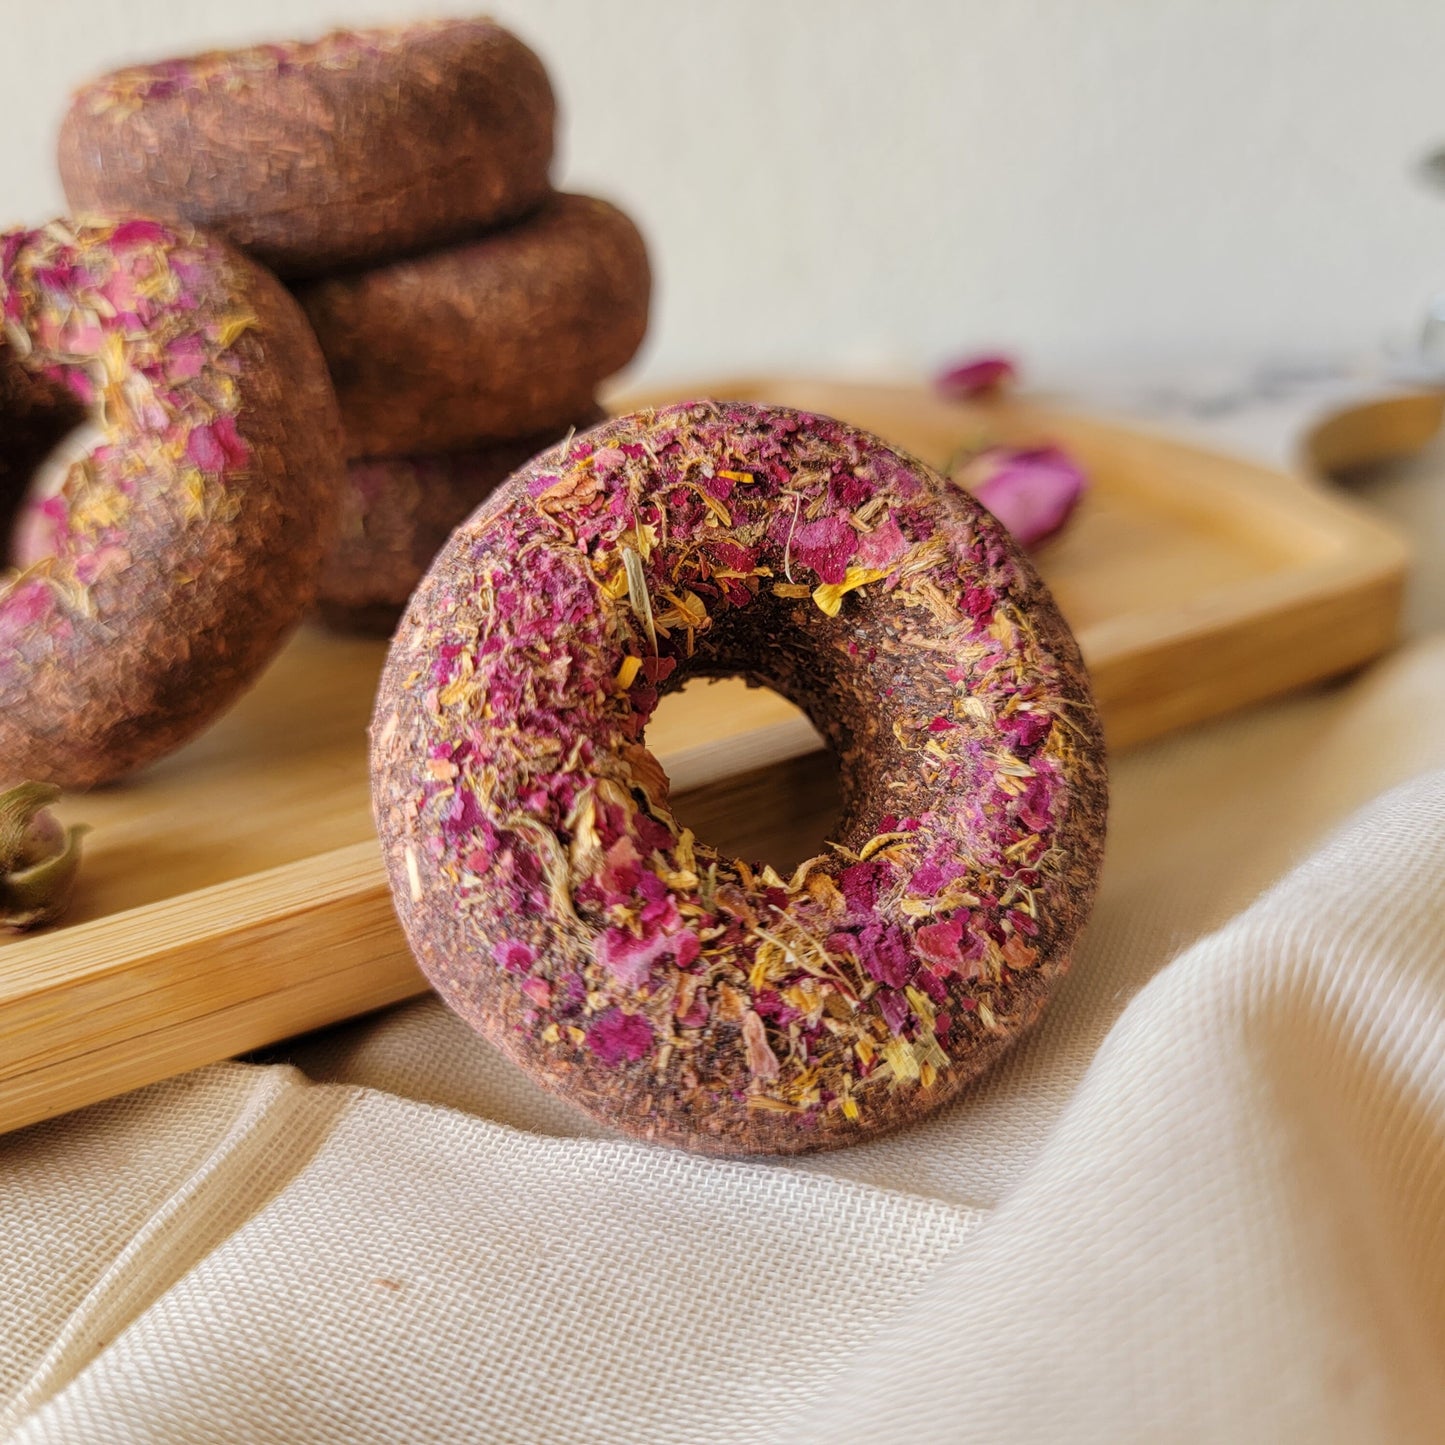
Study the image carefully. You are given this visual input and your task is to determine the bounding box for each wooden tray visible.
[0,379,1413,1136]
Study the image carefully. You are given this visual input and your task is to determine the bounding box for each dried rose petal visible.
[586,1007,653,1066]
[964,446,1087,549]
[0,781,88,931]
[935,353,1018,400]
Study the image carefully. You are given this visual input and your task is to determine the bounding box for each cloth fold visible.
[801,772,1445,1443]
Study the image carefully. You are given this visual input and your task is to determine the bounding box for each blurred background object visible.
[5,0,1445,392]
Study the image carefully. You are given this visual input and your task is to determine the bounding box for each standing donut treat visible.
[57,19,555,278]
[371,402,1108,1154]
[298,194,650,457]
[1,218,343,788]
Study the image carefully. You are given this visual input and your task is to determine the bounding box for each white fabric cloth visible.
[4,424,1445,1443]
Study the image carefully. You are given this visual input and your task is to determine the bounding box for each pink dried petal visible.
[586,1008,653,1066]
[186,422,226,474]
[837,861,885,911]
[876,988,911,1037]
[72,544,132,586]
[109,218,172,249]
[210,413,249,468]
[1003,710,1054,751]
[494,940,535,974]
[520,977,552,1007]
[0,580,55,639]
[790,515,855,584]
[1015,769,1059,832]
[853,515,907,570]
[165,334,207,382]
[970,446,1086,548]
[595,926,673,988]
[742,1010,780,1079]
[913,966,948,1005]
[935,353,1018,399]
[703,538,755,573]
[909,858,965,894]
[915,915,966,968]
[856,923,912,988]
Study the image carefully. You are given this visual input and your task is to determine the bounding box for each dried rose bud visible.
[957,445,1087,549]
[935,353,1018,400]
[0,781,88,931]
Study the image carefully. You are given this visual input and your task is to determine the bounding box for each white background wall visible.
[2,0,1444,390]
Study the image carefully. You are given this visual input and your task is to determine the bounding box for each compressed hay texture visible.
[297,194,650,458]
[320,409,607,637]
[370,401,1108,1155]
[58,19,555,279]
[0,218,344,788]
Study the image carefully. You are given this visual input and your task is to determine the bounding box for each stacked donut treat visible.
[61,18,652,635]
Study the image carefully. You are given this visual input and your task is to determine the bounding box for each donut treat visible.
[1,217,343,787]
[59,19,555,277]
[297,194,649,457]
[372,402,1107,1155]
[320,411,607,637]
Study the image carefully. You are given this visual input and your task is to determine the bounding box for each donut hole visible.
[651,588,921,864]
[0,354,90,570]
[649,679,843,875]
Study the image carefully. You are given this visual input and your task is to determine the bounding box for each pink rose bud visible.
[965,445,1087,549]
[935,353,1018,399]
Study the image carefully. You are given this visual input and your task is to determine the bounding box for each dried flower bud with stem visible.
[0,781,88,931]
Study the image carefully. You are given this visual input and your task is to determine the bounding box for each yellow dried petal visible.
[660,588,708,630]
[615,654,643,688]
[566,790,602,877]
[771,583,812,599]
[811,566,893,618]
[748,939,785,992]
[859,830,913,862]
[619,522,658,560]
[99,331,126,382]
[216,311,259,349]
[881,1036,920,1082]
[905,985,936,1031]
[693,488,732,526]
[437,677,474,708]
[747,1095,802,1113]
[989,609,1017,648]
[806,873,845,914]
